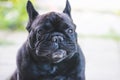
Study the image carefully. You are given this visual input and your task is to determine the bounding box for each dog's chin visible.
[52,57,66,63]
[52,50,77,63]
[51,49,67,63]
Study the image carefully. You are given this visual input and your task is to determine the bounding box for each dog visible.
[10,0,85,80]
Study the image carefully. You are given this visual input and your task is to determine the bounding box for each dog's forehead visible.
[40,12,72,22]
[32,12,73,30]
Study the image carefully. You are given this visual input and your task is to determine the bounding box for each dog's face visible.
[26,0,77,63]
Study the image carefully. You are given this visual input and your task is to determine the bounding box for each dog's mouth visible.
[36,49,67,63]
[51,49,67,63]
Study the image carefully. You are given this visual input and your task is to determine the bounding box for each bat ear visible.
[63,0,71,18]
[26,0,38,32]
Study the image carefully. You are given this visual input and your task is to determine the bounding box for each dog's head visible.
[26,0,78,63]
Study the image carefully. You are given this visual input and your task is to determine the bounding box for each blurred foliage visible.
[0,0,34,30]
[116,11,120,16]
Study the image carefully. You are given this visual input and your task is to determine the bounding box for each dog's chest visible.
[26,62,74,79]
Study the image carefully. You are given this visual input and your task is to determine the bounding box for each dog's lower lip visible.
[52,49,67,59]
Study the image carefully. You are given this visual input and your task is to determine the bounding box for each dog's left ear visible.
[26,0,38,32]
[63,0,71,18]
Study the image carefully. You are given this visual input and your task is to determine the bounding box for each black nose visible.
[52,35,64,42]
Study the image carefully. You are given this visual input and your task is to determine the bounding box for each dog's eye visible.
[67,29,73,34]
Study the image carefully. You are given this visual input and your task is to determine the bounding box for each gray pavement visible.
[79,38,120,80]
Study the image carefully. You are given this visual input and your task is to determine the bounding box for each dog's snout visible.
[52,36,64,42]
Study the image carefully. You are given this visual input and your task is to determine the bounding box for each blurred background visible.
[0,0,120,80]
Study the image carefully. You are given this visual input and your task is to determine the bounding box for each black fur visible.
[10,0,85,80]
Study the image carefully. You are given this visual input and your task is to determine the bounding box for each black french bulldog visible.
[10,0,85,80]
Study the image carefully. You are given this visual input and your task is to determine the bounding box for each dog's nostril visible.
[52,36,64,42]
[52,36,58,42]
[58,36,64,42]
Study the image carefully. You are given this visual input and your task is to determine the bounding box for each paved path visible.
[79,38,120,80]
[0,32,120,80]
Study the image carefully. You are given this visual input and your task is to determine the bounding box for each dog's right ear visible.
[26,0,38,32]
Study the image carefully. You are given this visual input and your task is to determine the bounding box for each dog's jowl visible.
[10,0,85,80]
